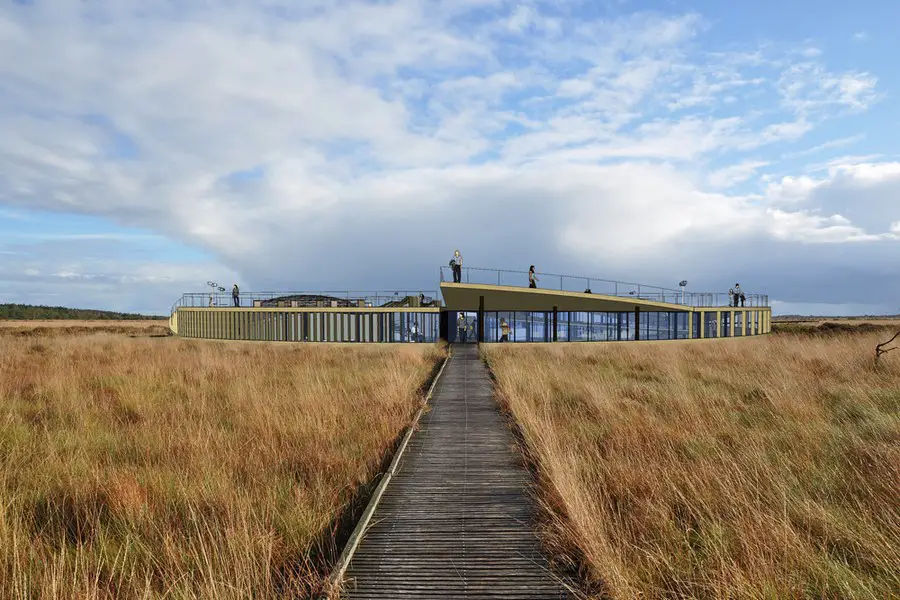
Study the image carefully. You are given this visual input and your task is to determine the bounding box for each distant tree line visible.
[0,304,165,321]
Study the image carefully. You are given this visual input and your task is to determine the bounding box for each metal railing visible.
[440,266,768,308]
[171,290,440,314]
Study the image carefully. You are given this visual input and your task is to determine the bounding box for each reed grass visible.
[0,331,442,598]
[483,335,900,599]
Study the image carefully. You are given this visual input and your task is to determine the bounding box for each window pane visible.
[705,312,718,338]
[556,312,569,341]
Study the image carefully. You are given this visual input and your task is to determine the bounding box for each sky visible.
[1,0,899,316]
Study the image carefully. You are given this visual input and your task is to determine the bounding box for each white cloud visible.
[766,209,876,243]
[708,160,769,188]
[0,1,895,312]
[783,134,865,158]
[505,4,561,35]
[829,161,900,184]
[831,73,880,109]
[804,154,884,173]
[0,242,234,314]
[853,31,869,42]
[765,160,900,235]
[778,63,879,114]
[765,174,822,204]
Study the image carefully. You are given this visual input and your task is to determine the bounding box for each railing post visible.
[478,295,485,343]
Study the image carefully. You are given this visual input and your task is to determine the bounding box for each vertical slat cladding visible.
[342,344,571,599]
[176,309,441,343]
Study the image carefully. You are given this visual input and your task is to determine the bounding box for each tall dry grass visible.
[0,320,169,338]
[483,335,900,599]
[0,333,442,598]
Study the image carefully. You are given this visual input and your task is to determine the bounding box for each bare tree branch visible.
[875,331,900,365]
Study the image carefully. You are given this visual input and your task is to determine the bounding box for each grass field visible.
[484,335,900,599]
[772,318,900,337]
[0,320,170,338]
[0,324,442,598]
[774,316,900,325]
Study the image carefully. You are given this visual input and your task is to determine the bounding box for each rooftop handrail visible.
[172,290,440,313]
[440,265,768,308]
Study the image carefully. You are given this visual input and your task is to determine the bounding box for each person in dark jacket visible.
[232,284,240,307]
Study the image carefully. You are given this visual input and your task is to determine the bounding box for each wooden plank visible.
[341,344,572,599]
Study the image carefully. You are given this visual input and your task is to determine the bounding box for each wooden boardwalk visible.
[342,344,571,599]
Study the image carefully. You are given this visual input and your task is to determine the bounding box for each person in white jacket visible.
[734,283,745,307]
[451,249,463,283]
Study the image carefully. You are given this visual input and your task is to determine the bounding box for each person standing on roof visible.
[528,265,539,289]
[232,284,240,307]
[451,249,463,283]
[734,283,744,307]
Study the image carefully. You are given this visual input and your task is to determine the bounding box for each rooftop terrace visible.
[439,266,768,308]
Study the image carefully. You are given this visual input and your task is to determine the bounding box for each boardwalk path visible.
[343,344,571,599]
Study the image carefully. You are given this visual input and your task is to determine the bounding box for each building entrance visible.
[453,311,479,343]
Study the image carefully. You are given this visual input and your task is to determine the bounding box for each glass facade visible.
[473,310,690,343]
[459,310,765,343]
[178,308,768,343]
